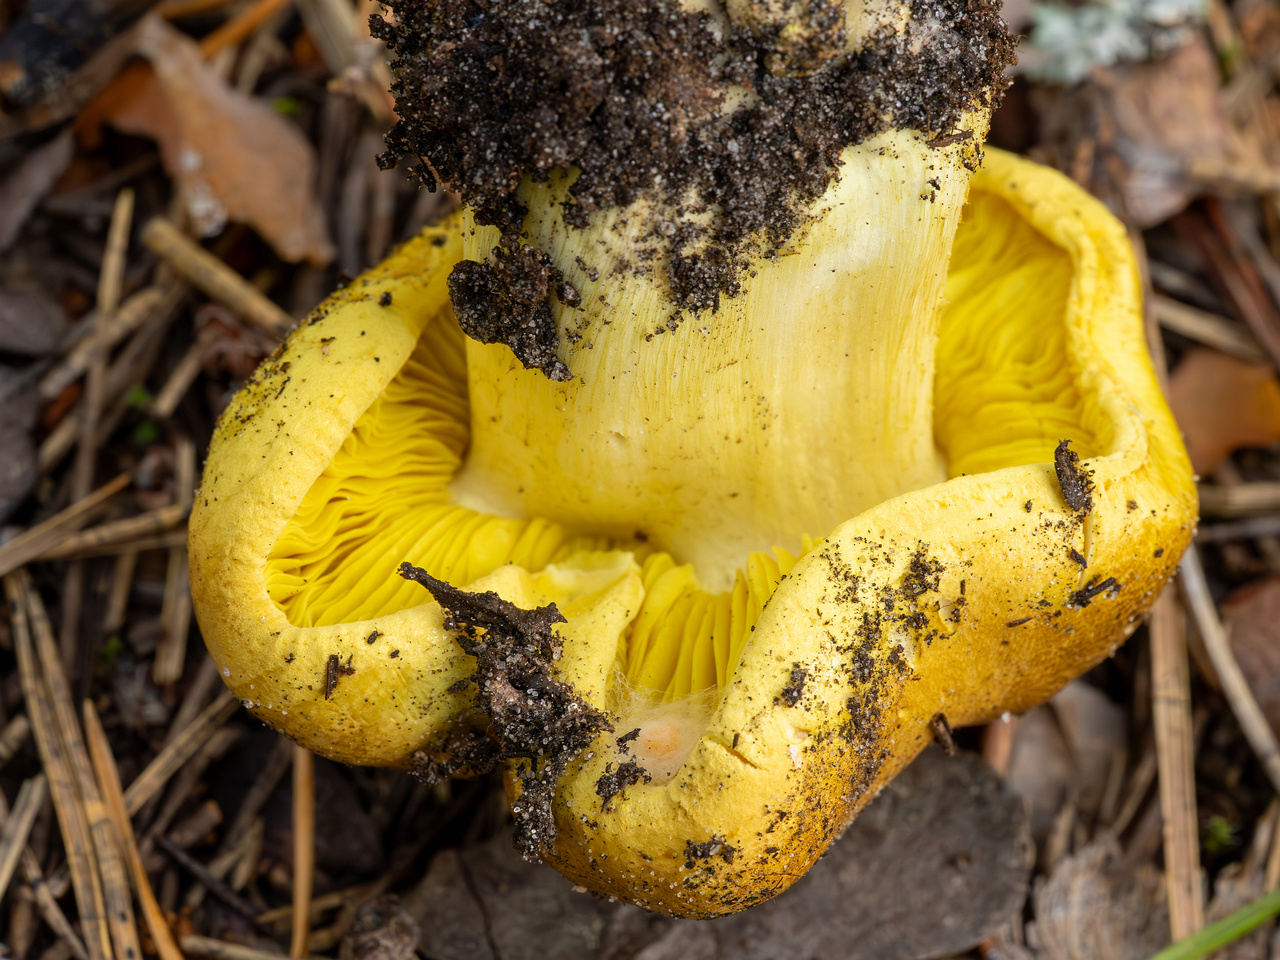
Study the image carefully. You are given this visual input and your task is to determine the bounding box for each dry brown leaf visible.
[1222,577,1280,736]
[101,15,333,266]
[1166,347,1280,475]
[1028,837,1168,960]
[1036,36,1242,226]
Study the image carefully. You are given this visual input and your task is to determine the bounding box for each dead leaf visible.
[1167,347,1280,474]
[0,130,74,252]
[403,749,1032,960]
[1004,681,1125,862]
[1028,836,1169,960]
[1036,36,1242,226]
[346,896,420,960]
[99,15,334,266]
[0,381,38,525]
[0,288,69,356]
[1222,577,1280,736]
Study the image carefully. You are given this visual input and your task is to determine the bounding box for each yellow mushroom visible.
[190,0,1194,920]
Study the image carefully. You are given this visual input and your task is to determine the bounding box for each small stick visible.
[141,218,294,336]
[41,529,188,563]
[182,936,317,960]
[0,474,130,578]
[1111,738,1158,836]
[0,775,47,901]
[123,691,239,815]
[5,572,113,960]
[155,437,197,685]
[38,286,168,402]
[155,836,261,920]
[217,736,291,853]
[1149,294,1266,364]
[103,551,139,635]
[164,656,223,746]
[1198,483,1280,517]
[23,577,143,960]
[35,506,187,562]
[83,701,185,960]
[1187,157,1280,196]
[158,0,248,18]
[19,847,90,960]
[1197,516,1280,543]
[182,813,260,912]
[144,726,240,847]
[0,714,31,768]
[99,189,134,316]
[1150,585,1204,938]
[151,341,205,419]
[1180,547,1280,796]
[198,0,296,59]
[291,745,315,958]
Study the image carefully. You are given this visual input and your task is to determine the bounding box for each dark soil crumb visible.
[411,728,501,784]
[684,836,737,868]
[1067,575,1120,610]
[399,562,611,859]
[324,653,354,700]
[1054,439,1094,513]
[929,712,955,756]
[1005,617,1032,627]
[378,290,393,307]
[447,246,573,380]
[372,0,1014,370]
[595,757,651,808]
[779,663,808,707]
[1068,547,1087,568]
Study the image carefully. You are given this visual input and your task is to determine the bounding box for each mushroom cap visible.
[189,148,1195,916]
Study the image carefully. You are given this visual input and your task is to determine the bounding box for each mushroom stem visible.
[451,128,979,594]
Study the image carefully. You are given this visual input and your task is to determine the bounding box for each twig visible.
[38,286,167,402]
[151,341,205,419]
[99,189,134,316]
[1186,157,1280,196]
[1149,294,1266,363]
[199,0,296,59]
[156,835,261,921]
[0,473,131,578]
[155,437,197,684]
[123,690,239,815]
[291,745,315,958]
[182,936,319,960]
[141,218,294,336]
[0,714,31,768]
[103,551,139,635]
[19,847,90,960]
[83,701,184,960]
[41,530,187,563]
[1199,483,1280,517]
[22,576,143,960]
[164,655,223,746]
[144,727,239,847]
[1150,586,1204,938]
[34,506,188,563]
[0,775,47,902]
[1112,738,1158,836]
[1180,547,1280,796]
[5,572,113,960]
[1197,516,1280,543]
[217,736,291,852]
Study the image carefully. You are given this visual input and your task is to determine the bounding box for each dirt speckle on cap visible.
[1054,439,1094,514]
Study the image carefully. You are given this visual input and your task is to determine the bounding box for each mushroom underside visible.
[264,178,1106,711]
